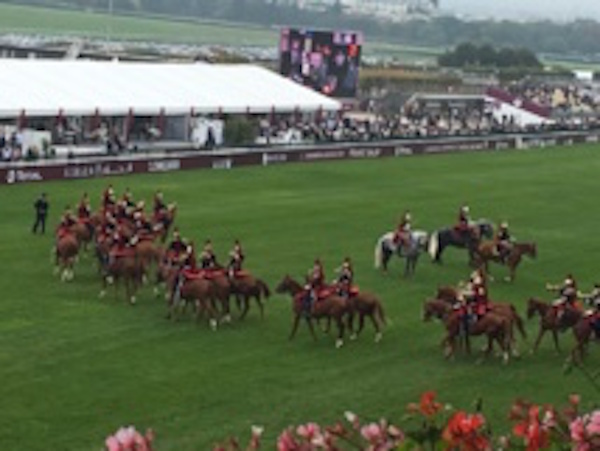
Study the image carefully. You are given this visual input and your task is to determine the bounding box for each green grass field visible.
[0,145,599,450]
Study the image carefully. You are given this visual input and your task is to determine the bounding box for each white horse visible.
[374,230,429,277]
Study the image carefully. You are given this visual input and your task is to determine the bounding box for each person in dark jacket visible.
[32,193,49,234]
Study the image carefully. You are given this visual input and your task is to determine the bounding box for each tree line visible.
[15,0,600,56]
[438,43,542,69]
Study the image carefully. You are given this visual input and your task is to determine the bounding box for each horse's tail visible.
[257,278,271,299]
[375,300,386,326]
[428,231,439,260]
[374,235,385,269]
[511,305,527,340]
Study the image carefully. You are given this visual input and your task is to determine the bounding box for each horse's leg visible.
[357,314,366,337]
[369,313,382,343]
[532,327,546,353]
[552,329,561,354]
[306,317,318,341]
[239,295,250,320]
[289,314,301,340]
[348,312,356,340]
[335,316,345,348]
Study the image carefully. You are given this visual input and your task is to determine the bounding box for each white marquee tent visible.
[0,59,342,118]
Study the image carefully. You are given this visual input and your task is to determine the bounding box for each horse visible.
[54,233,79,282]
[228,273,271,320]
[100,252,145,305]
[428,219,494,265]
[570,314,599,363]
[275,275,350,348]
[346,290,386,343]
[422,299,511,363]
[164,268,218,330]
[474,241,537,282]
[435,286,527,353]
[526,298,582,353]
[69,221,94,251]
[134,237,164,276]
[374,230,428,277]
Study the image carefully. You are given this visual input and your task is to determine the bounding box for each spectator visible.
[32,193,49,235]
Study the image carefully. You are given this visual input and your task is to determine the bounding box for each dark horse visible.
[374,230,429,277]
[276,275,350,348]
[428,219,494,265]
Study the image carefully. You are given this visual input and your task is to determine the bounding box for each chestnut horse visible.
[346,291,386,343]
[228,273,271,320]
[422,299,511,363]
[526,298,582,353]
[164,268,218,330]
[69,221,94,251]
[153,204,177,243]
[55,233,79,282]
[474,241,537,282]
[276,275,350,348]
[100,252,145,305]
[570,314,599,363]
[435,286,527,353]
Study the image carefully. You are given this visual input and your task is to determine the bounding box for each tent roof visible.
[0,59,341,118]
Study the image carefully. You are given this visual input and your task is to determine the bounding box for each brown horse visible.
[422,299,512,363]
[570,314,599,363]
[228,273,271,320]
[435,286,527,354]
[276,275,350,348]
[346,291,386,343]
[55,233,79,282]
[134,238,163,274]
[164,269,218,329]
[474,241,537,282]
[69,221,94,251]
[526,297,582,353]
[100,252,145,304]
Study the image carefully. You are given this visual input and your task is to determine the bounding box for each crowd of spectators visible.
[1,127,26,162]
[504,81,600,116]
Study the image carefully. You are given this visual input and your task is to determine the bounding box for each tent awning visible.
[0,59,342,118]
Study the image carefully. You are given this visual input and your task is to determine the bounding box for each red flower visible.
[512,405,550,451]
[408,391,444,418]
[442,411,490,451]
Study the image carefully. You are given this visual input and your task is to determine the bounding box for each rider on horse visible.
[494,221,514,262]
[102,184,115,210]
[200,240,218,270]
[335,257,354,298]
[153,190,167,219]
[122,188,135,209]
[56,206,77,239]
[454,204,472,240]
[393,210,412,251]
[227,239,245,279]
[133,210,153,238]
[456,268,489,332]
[580,283,600,337]
[77,193,91,220]
[167,228,187,261]
[303,259,325,314]
[548,274,578,320]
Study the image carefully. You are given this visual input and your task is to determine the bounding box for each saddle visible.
[110,248,135,259]
[315,286,336,301]
[182,269,206,280]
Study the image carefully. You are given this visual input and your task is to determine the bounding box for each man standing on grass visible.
[32,192,49,234]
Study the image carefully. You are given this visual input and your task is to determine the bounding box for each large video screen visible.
[279,28,363,99]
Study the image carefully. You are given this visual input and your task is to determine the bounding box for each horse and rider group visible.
[410,204,600,363]
[51,187,598,356]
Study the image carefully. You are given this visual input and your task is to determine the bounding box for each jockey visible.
[102,184,115,209]
[335,257,354,298]
[122,188,135,209]
[393,210,412,249]
[460,268,489,325]
[77,193,91,220]
[227,239,245,278]
[200,239,218,270]
[303,259,325,315]
[153,190,167,218]
[57,206,77,238]
[548,274,578,318]
[494,221,513,262]
[133,210,153,237]
[167,228,187,260]
[108,228,132,264]
[455,204,471,236]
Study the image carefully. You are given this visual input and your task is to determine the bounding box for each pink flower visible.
[570,417,585,443]
[296,422,321,441]
[361,422,384,444]
[105,436,121,451]
[587,410,600,436]
[277,429,298,451]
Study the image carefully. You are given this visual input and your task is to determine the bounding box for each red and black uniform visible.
[78,198,91,220]
[201,248,217,270]
[337,261,354,297]
[455,208,470,233]
[228,242,245,276]
[153,193,167,218]
[495,225,512,261]
[56,212,77,239]
[168,236,187,260]
[311,261,325,290]
[102,186,115,210]
[109,230,131,259]
[393,219,411,247]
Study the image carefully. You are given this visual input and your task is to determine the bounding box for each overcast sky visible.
[442,0,600,22]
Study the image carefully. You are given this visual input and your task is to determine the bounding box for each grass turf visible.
[0,145,599,449]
